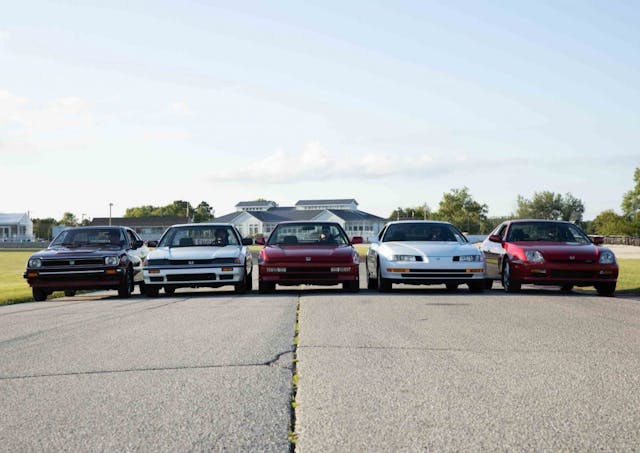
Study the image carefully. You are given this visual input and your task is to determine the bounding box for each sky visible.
[1,0,639,221]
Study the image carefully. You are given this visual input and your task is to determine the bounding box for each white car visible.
[365,221,485,292]
[142,223,253,296]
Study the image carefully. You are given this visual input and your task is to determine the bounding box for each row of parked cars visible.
[23,219,619,301]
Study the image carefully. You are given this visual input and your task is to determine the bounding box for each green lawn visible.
[2,250,639,305]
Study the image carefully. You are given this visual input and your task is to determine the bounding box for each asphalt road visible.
[1,268,640,451]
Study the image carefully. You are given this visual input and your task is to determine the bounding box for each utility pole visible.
[109,203,113,226]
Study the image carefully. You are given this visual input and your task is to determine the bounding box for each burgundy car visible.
[480,220,618,296]
[256,222,362,293]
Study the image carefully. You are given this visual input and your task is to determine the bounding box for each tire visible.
[234,271,248,294]
[246,269,253,292]
[502,260,521,293]
[144,285,160,297]
[118,268,133,298]
[342,280,360,293]
[64,290,76,297]
[32,287,47,302]
[376,262,391,293]
[366,263,378,289]
[484,279,493,290]
[595,282,616,297]
[560,284,574,292]
[468,281,484,293]
[445,283,458,292]
[258,281,275,294]
[164,286,176,295]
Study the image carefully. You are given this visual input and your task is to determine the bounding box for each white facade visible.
[0,213,34,242]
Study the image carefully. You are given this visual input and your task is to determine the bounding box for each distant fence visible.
[601,236,640,247]
[0,241,49,249]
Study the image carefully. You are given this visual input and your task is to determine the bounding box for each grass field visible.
[1,250,639,305]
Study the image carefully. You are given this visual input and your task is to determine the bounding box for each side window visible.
[378,226,387,241]
[496,224,507,239]
[126,230,138,248]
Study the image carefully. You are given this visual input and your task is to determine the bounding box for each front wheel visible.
[502,260,521,293]
[445,283,458,292]
[118,268,133,298]
[164,286,176,295]
[245,270,253,292]
[595,282,616,297]
[33,287,47,302]
[376,263,391,293]
[560,284,574,292]
[484,279,493,290]
[366,263,378,289]
[64,290,76,297]
[234,271,248,294]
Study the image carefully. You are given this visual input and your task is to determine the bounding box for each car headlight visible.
[599,251,616,264]
[105,256,120,266]
[459,255,482,262]
[525,250,545,263]
[392,255,417,261]
[28,257,42,268]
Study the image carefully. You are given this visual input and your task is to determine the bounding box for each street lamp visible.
[109,203,113,226]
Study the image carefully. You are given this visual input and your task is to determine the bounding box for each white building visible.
[0,213,34,242]
[217,199,386,240]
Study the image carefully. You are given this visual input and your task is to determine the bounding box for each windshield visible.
[505,222,591,244]
[267,223,349,246]
[382,223,467,243]
[50,228,125,248]
[158,225,240,247]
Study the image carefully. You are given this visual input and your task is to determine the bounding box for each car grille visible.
[148,258,237,266]
[549,270,595,279]
[166,273,217,282]
[43,258,104,266]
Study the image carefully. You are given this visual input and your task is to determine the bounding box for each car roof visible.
[167,223,235,228]
[384,220,453,226]
[507,219,573,225]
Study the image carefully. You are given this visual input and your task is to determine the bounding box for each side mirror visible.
[242,238,253,246]
[592,236,604,245]
[147,240,158,248]
[133,239,145,249]
[254,237,266,246]
[351,236,363,244]
[488,234,503,244]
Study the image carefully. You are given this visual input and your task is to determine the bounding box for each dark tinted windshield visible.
[159,225,240,247]
[382,223,467,243]
[50,228,125,247]
[267,223,349,246]
[506,222,590,244]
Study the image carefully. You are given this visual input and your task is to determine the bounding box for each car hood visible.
[149,246,240,260]
[33,246,121,258]
[511,242,605,261]
[263,245,354,264]
[380,241,480,257]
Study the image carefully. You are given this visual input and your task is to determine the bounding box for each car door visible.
[481,223,507,279]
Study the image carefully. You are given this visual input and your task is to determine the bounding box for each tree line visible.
[31,167,640,239]
[389,166,640,236]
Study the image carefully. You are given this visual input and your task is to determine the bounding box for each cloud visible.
[209,142,462,183]
[167,101,193,116]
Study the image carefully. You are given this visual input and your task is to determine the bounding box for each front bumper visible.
[380,261,485,284]
[509,261,618,286]
[143,265,244,287]
[24,267,125,290]
[259,263,359,286]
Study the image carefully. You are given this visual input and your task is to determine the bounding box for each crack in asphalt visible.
[0,349,296,381]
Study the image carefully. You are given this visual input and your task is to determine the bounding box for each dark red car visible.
[480,220,618,296]
[255,221,362,293]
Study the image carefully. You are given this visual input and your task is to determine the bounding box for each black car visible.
[24,226,149,301]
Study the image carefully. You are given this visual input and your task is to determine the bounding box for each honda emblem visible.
[305,257,312,262]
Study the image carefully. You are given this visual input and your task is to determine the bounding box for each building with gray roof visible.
[0,213,34,242]
[217,199,386,239]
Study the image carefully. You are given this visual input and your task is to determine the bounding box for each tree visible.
[621,167,640,235]
[592,210,634,236]
[124,205,157,217]
[193,201,214,223]
[32,218,58,240]
[388,204,432,221]
[436,187,488,233]
[59,212,78,226]
[516,191,584,222]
